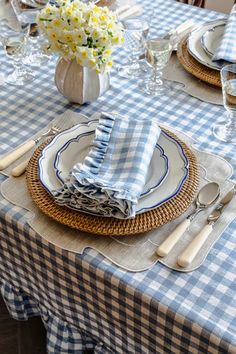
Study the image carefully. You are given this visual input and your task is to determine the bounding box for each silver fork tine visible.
[55,112,89,131]
[10,112,88,176]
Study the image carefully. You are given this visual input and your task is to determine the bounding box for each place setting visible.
[177,5,236,90]
[0,105,235,272]
[0,0,235,274]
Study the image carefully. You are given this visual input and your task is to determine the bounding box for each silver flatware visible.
[0,115,76,171]
[10,113,89,177]
[178,184,236,267]
[156,182,220,257]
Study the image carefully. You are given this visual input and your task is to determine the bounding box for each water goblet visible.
[0,19,35,85]
[118,18,149,78]
[139,38,172,96]
[23,23,50,67]
[213,64,236,144]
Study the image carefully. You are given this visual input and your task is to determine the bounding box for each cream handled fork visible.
[0,113,82,171]
[11,158,31,177]
[9,113,89,176]
[0,126,60,170]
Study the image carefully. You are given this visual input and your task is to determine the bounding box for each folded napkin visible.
[213,5,236,63]
[54,112,161,219]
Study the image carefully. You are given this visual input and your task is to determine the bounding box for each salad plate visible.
[201,23,225,58]
[38,118,189,216]
[188,18,226,71]
[54,129,169,198]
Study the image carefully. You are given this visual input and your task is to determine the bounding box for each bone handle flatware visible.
[156,182,220,258]
[177,185,236,268]
[11,158,30,177]
[177,224,213,268]
[156,219,191,257]
[0,140,36,170]
[0,125,59,170]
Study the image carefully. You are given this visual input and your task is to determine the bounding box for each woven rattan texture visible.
[26,129,200,236]
[177,37,221,87]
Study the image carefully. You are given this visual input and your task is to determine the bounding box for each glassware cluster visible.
[0,19,35,86]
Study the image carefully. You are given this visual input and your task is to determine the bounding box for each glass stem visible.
[12,59,25,75]
[129,52,138,68]
[226,111,236,132]
[152,66,162,85]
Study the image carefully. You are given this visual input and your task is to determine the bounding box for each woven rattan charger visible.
[26,128,199,236]
[177,37,221,87]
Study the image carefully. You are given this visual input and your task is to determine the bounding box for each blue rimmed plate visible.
[188,18,227,71]
[38,118,189,216]
[53,129,169,198]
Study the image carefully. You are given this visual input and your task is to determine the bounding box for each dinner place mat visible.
[1,127,235,272]
[177,37,221,87]
[163,53,223,105]
[25,128,199,236]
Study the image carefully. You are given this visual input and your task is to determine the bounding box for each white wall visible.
[205,0,234,13]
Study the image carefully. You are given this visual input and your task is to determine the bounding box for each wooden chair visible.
[178,0,205,8]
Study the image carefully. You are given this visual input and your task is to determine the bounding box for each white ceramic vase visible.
[55,58,110,104]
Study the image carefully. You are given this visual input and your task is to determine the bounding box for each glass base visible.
[213,121,236,144]
[6,69,35,86]
[117,63,146,79]
[139,78,170,96]
[23,53,50,67]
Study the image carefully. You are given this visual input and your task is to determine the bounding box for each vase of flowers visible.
[37,0,124,104]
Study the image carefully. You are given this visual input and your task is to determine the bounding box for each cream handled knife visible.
[177,185,236,268]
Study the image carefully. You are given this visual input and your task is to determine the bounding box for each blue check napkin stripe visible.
[0,0,236,353]
[54,112,160,218]
[213,5,236,62]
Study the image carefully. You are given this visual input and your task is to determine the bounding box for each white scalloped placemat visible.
[1,115,235,272]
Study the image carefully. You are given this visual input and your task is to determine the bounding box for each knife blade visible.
[177,184,236,267]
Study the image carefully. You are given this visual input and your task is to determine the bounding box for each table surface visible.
[0,0,236,353]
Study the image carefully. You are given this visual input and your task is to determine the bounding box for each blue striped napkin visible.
[54,112,161,219]
[213,5,236,63]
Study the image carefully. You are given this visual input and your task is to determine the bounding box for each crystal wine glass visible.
[140,38,172,96]
[118,18,149,78]
[213,64,236,144]
[0,19,35,85]
[23,24,50,67]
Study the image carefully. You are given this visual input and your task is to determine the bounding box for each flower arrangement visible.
[37,0,124,72]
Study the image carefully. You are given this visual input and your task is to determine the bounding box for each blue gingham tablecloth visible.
[0,0,236,353]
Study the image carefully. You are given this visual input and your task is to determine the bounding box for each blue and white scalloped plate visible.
[38,118,189,215]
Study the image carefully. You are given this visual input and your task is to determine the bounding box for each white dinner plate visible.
[201,23,225,58]
[188,19,227,71]
[54,129,169,198]
[38,119,189,215]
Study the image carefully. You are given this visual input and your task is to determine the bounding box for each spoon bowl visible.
[197,182,220,207]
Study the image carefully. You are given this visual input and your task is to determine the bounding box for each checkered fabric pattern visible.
[0,0,236,353]
[54,112,160,218]
[213,4,236,63]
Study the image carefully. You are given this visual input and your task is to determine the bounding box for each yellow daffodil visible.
[37,0,123,72]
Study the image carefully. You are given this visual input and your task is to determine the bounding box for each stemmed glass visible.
[213,64,236,144]
[140,38,172,96]
[23,24,50,67]
[0,19,35,85]
[118,18,149,78]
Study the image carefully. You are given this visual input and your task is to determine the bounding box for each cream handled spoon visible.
[156,182,220,258]
[177,185,236,268]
